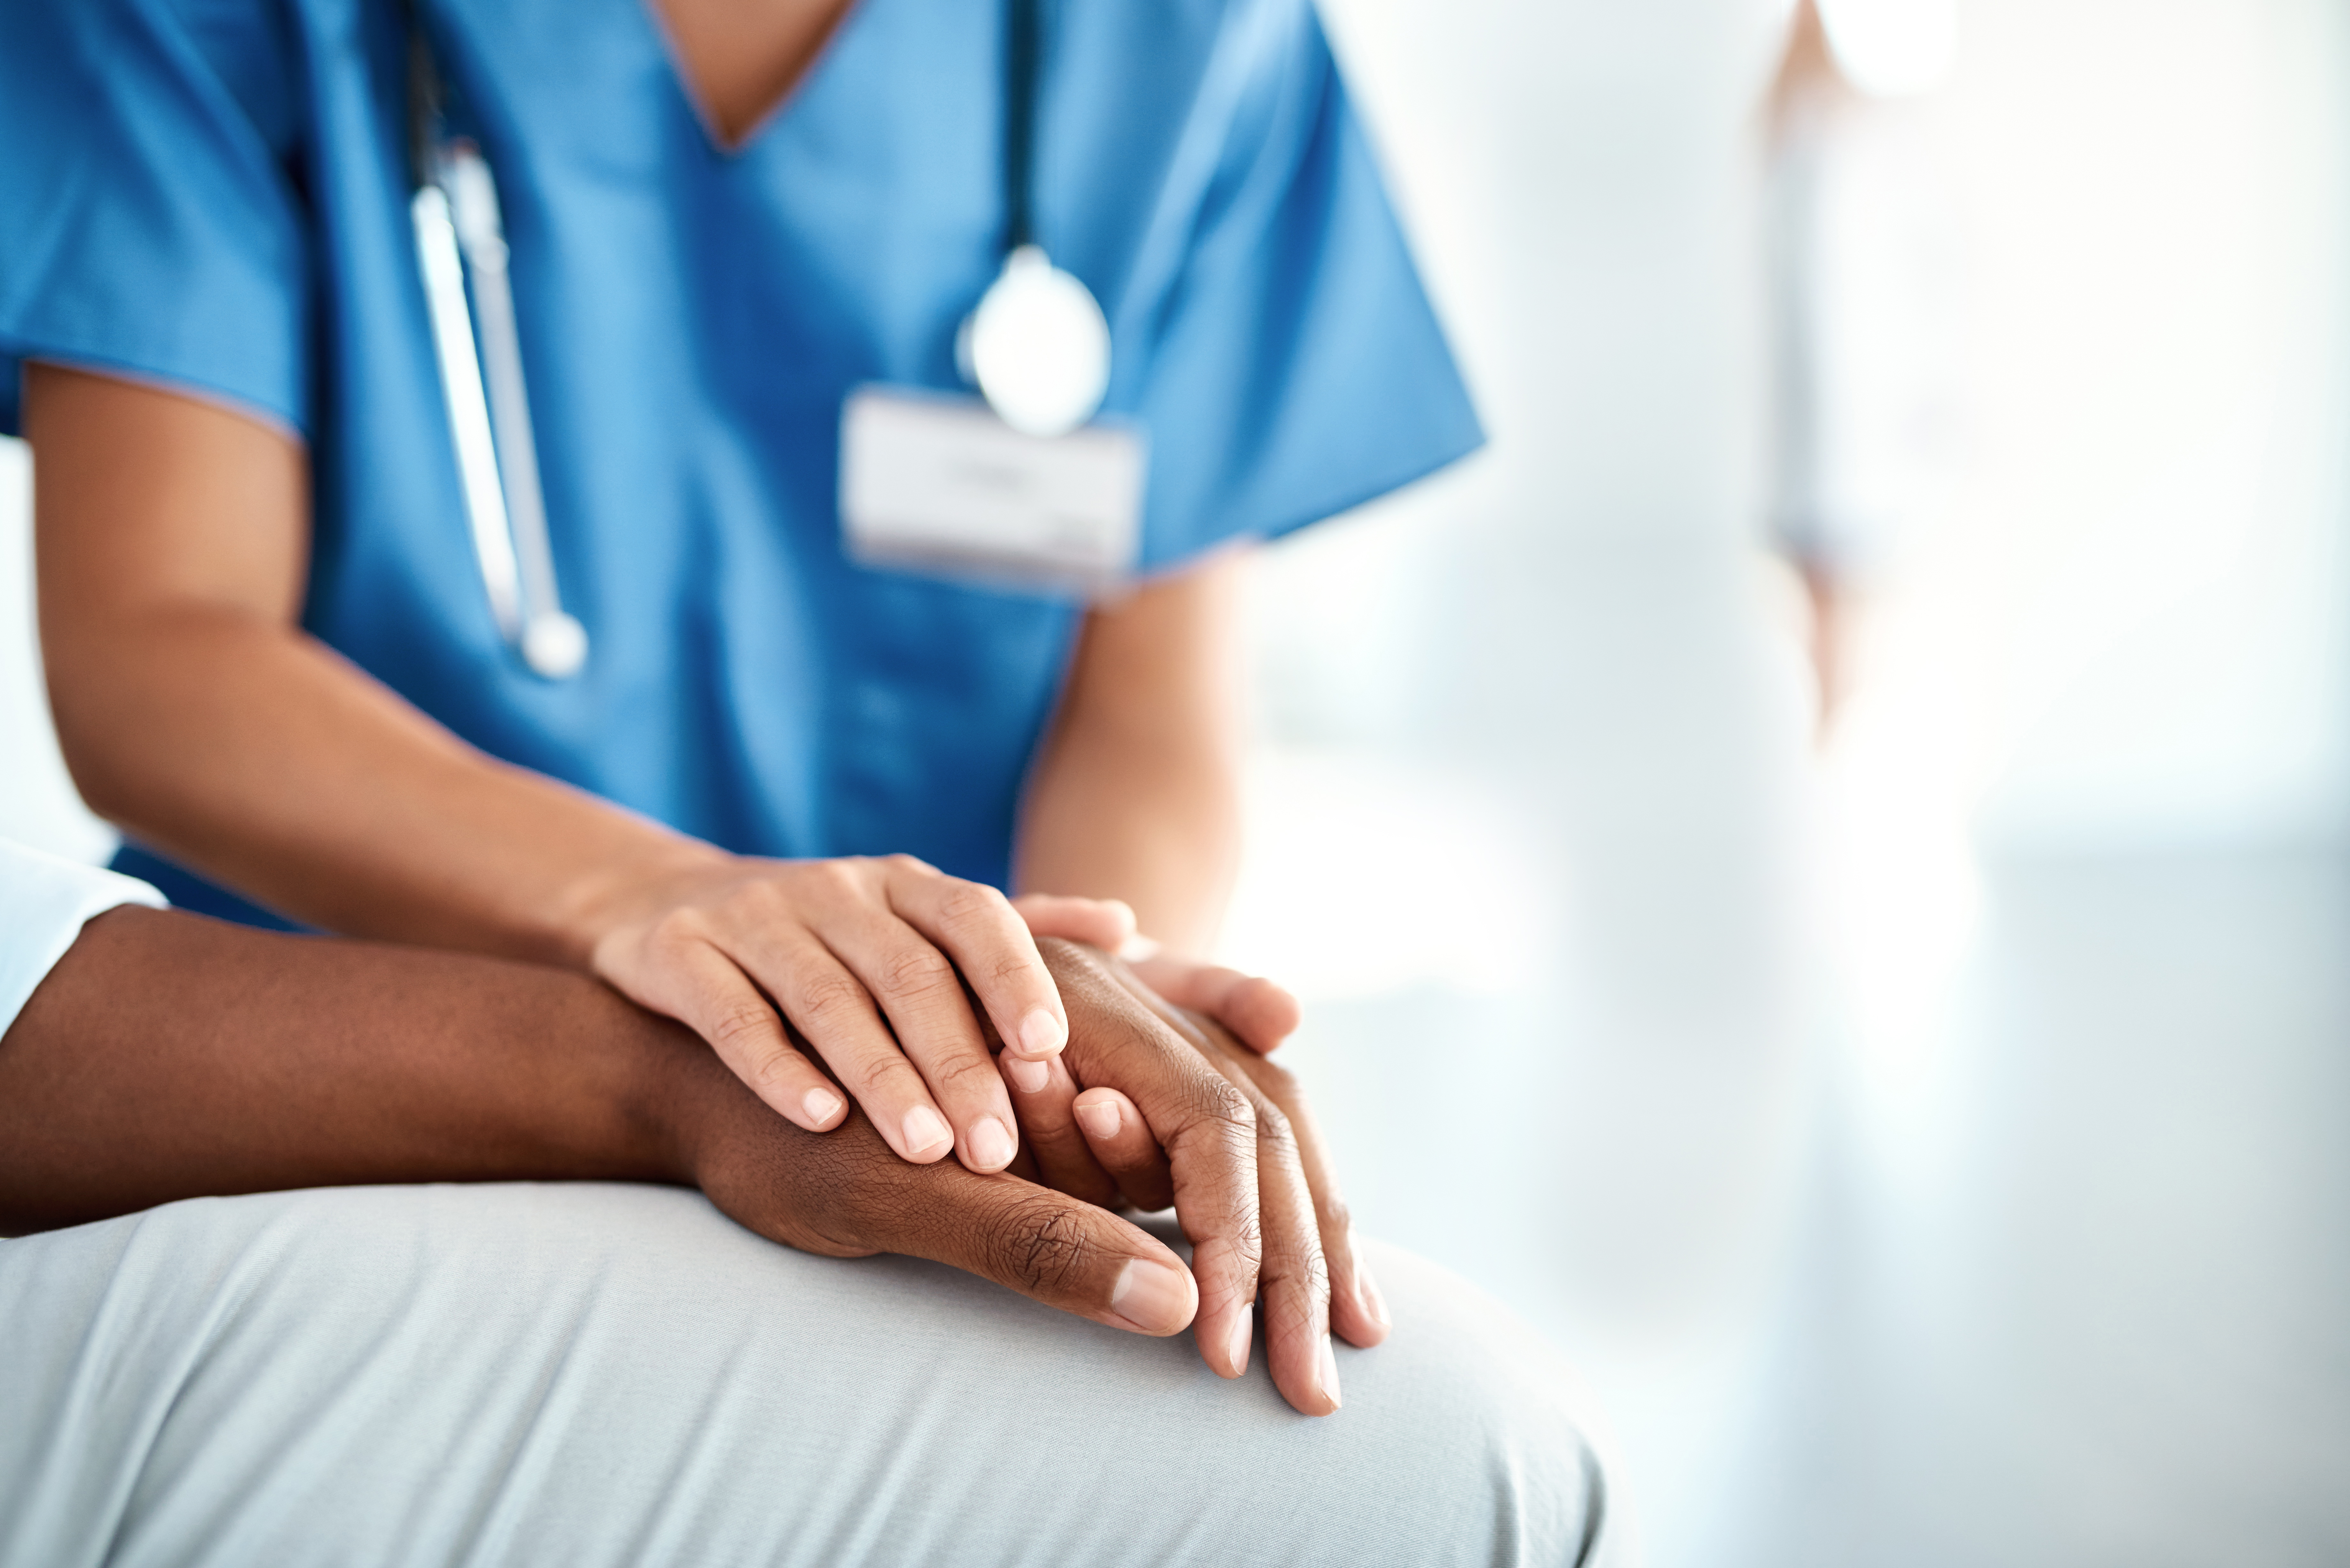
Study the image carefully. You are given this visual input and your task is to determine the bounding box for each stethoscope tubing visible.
[403,0,1096,676]
[405,4,584,678]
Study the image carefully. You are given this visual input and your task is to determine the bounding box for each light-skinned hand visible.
[1010,895,1304,1056]
[584,854,1130,1174]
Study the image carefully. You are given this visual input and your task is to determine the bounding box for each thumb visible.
[886,1162,1200,1337]
[1012,893,1139,954]
[1122,955,1302,1055]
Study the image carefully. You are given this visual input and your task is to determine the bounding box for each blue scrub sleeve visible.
[0,0,312,434]
[1118,0,1483,569]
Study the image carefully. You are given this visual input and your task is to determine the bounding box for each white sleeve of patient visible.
[0,838,167,1038]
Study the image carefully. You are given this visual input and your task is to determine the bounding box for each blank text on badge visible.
[839,387,1146,596]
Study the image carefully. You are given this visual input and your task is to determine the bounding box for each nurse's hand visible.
[997,939,1388,1418]
[1010,896,1304,1056]
[583,854,1124,1174]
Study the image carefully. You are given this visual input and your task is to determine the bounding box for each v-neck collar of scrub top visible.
[631,0,861,161]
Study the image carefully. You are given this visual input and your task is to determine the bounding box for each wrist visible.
[547,835,734,971]
[616,1001,756,1190]
[615,1010,712,1187]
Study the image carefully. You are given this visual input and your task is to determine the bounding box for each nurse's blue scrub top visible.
[0,0,1481,925]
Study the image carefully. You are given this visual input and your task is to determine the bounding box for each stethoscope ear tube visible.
[405,4,587,679]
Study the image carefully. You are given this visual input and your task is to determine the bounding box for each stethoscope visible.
[404,0,1110,681]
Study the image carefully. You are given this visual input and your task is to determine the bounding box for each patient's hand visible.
[669,1045,1203,1345]
[994,941,1390,1418]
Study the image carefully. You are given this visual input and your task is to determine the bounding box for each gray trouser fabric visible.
[0,1183,1619,1567]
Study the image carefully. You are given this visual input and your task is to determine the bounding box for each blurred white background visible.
[6,0,2350,1561]
[1220,0,2350,1563]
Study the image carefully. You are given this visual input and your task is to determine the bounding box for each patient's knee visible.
[1288,1237,1615,1566]
[0,1188,1622,1568]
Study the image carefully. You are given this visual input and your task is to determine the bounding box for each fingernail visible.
[1227,1311,1252,1376]
[1017,1008,1066,1058]
[1317,1333,1342,1409]
[902,1105,953,1156]
[967,1116,1016,1170]
[803,1087,844,1126]
[1109,1259,1193,1334]
[1003,1053,1051,1094]
[1117,933,1162,961]
[1073,1097,1122,1141]
[1358,1259,1391,1330]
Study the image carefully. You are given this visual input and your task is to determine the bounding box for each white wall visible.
[1847,0,2350,854]
[0,435,113,863]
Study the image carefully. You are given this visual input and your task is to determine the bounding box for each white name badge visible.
[839,386,1147,597]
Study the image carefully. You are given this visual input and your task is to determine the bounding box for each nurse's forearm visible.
[51,602,717,959]
[1015,551,1249,954]
[28,362,721,965]
[1018,720,1242,954]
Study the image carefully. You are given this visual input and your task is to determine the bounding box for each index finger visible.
[1035,938,1262,1381]
[883,858,1069,1062]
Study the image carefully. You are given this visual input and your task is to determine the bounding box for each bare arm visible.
[1014,549,1249,954]
[27,362,707,963]
[0,908,677,1228]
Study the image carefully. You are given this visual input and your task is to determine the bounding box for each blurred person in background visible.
[1,0,1485,1417]
[1761,0,1962,731]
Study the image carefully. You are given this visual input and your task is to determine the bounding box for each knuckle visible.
[1224,1208,1267,1273]
[1266,1268,1329,1340]
[1316,1195,1354,1238]
[792,859,861,902]
[1252,1101,1298,1159]
[938,878,1013,929]
[645,907,710,954]
[1302,1243,1333,1302]
[883,852,934,877]
[984,1194,1094,1293]
[1259,1230,1332,1312]
[931,1051,1006,1095]
[1194,1078,1256,1137]
[987,950,1044,991]
[792,970,870,1029]
[707,1003,784,1067]
[876,943,956,1000]
[721,877,789,919]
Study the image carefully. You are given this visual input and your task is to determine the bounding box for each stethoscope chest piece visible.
[519,607,589,679]
[965,245,1111,439]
